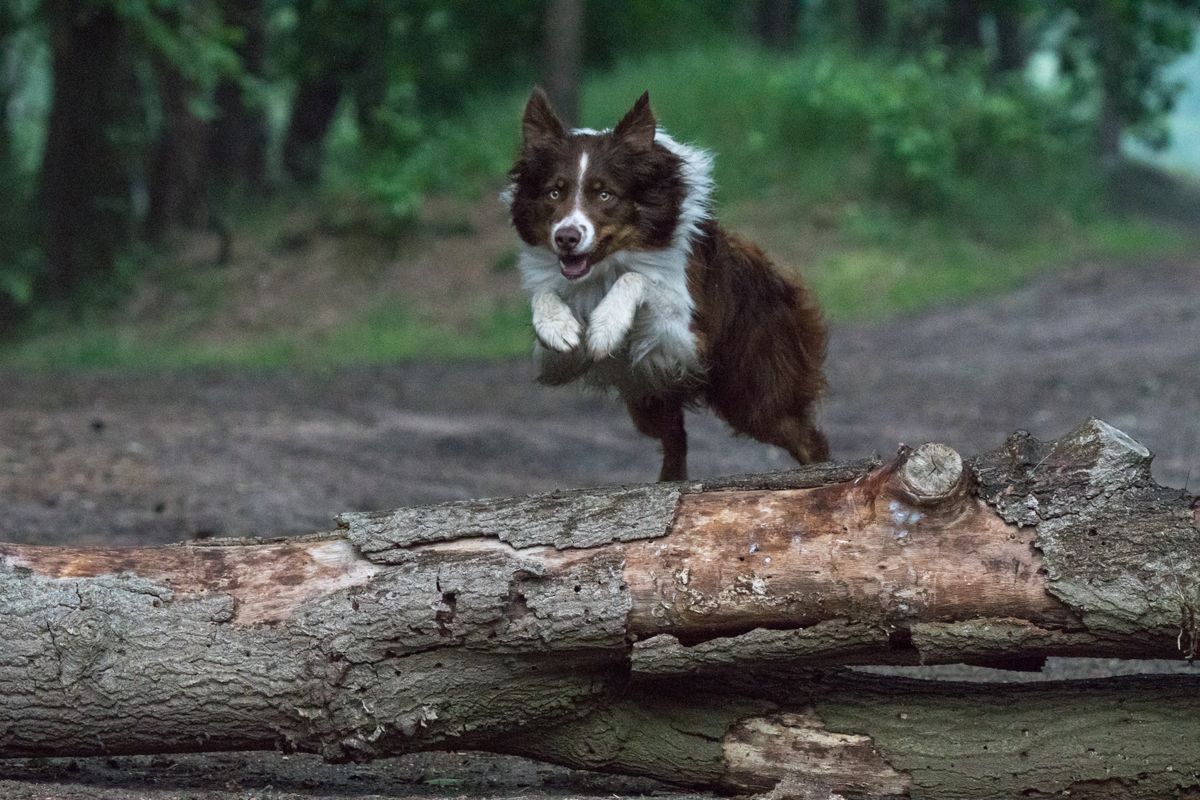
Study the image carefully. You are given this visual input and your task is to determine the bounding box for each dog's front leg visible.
[531,290,582,352]
[587,272,647,359]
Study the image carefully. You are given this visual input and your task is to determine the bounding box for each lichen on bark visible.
[339,483,683,559]
[972,417,1200,654]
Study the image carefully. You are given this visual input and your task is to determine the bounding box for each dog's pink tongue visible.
[559,253,590,279]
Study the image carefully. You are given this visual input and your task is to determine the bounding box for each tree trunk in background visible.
[0,4,17,187]
[209,0,268,191]
[145,54,233,265]
[754,0,799,51]
[855,0,887,46]
[37,1,138,303]
[282,76,343,184]
[991,3,1026,74]
[0,17,10,176]
[1098,92,1124,160]
[0,419,1197,799]
[543,0,584,127]
[0,11,19,329]
[1092,2,1125,162]
[0,109,9,188]
[942,0,983,51]
[145,61,212,241]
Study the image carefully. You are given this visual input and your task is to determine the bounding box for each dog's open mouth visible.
[559,253,592,280]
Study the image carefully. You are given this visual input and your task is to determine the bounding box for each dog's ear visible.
[613,91,656,151]
[522,87,566,147]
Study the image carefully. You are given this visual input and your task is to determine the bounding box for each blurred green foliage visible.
[0,0,1197,351]
[1055,0,1200,150]
[580,46,1098,225]
[0,0,40,313]
[320,44,1072,240]
[0,300,532,369]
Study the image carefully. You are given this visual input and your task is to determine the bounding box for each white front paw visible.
[587,306,632,359]
[534,307,582,352]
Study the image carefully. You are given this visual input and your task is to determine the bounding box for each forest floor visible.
[1,225,1199,797]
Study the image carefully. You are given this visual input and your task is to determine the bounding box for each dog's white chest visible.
[561,258,703,397]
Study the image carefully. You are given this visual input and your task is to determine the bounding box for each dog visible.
[505,88,828,481]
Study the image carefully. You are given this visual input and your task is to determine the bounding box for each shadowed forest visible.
[1,0,1197,365]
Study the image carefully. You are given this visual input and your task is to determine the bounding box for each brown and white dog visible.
[505,89,828,481]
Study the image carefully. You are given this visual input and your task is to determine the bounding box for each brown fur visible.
[633,222,829,480]
[510,91,685,265]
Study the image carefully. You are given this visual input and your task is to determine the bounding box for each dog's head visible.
[507,90,687,281]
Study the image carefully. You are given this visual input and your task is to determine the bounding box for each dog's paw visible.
[534,307,582,352]
[586,272,645,359]
[587,308,632,359]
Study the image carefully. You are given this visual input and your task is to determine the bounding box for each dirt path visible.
[0,256,1198,798]
[3,257,1197,548]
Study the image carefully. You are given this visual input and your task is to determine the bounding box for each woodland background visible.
[0,0,1198,364]
[1,4,1200,798]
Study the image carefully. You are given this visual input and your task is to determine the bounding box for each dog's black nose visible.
[554,226,582,253]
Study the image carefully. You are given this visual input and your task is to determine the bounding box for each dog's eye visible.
[599,191,612,201]
[548,189,561,200]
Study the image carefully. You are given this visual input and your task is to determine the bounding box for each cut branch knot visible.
[897,442,965,505]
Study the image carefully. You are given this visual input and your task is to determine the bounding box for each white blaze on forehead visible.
[551,149,596,254]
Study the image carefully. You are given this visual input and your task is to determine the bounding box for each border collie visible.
[505,89,828,481]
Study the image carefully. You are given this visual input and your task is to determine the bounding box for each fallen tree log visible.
[503,671,1200,798]
[0,418,1197,797]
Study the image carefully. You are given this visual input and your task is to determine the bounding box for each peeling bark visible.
[0,419,1197,797]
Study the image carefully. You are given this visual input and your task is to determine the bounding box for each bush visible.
[332,42,1102,241]
[583,45,1097,227]
[323,91,522,230]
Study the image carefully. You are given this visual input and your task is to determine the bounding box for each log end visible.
[896,443,965,504]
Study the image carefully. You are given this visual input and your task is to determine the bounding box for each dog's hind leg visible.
[764,413,830,465]
[710,384,830,466]
[625,395,688,482]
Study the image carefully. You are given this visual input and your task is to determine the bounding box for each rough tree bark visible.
[1,419,1197,798]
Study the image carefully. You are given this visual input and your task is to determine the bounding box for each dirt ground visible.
[1,255,1199,798]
